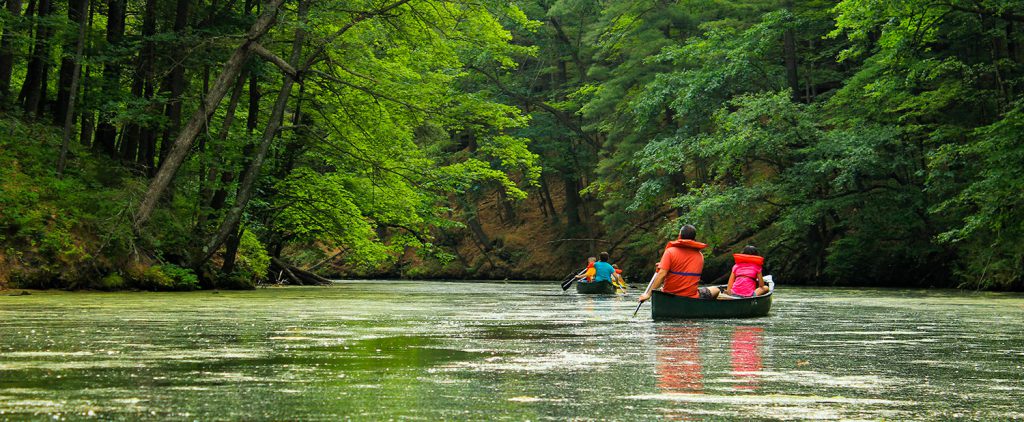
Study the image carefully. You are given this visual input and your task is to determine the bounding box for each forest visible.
[0,0,1021,291]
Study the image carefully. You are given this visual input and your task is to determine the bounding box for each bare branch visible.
[251,42,298,80]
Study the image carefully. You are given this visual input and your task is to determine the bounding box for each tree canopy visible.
[0,0,1021,290]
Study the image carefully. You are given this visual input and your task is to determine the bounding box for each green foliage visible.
[236,230,270,284]
[159,264,199,291]
[0,115,138,284]
[133,264,198,291]
[3,0,1023,290]
[94,273,126,291]
[933,100,1024,289]
[510,0,1023,289]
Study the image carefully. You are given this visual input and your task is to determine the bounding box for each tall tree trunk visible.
[77,0,94,147]
[80,110,93,145]
[157,0,192,164]
[121,0,157,165]
[1008,22,1020,64]
[133,0,286,232]
[199,0,307,268]
[466,212,492,252]
[496,188,517,225]
[197,70,246,233]
[220,225,243,273]
[563,176,583,228]
[93,0,125,155]
[782,4,800,102]
[0,0,24,103]
[207,70,255,266]
[246,68,260,132]
[138,33,158,174]
[214,54,262,245]
[54,0,85,125]
[56,0,88,177]
[274,82,303,179]
[19,0,51,116]
[539,175,559,224]
[211,3,261,232]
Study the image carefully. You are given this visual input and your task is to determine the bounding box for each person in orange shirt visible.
[639,224,719,301]
[574,256,597,282]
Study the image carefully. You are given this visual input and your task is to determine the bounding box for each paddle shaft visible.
[632,271,659,317]
[560,268,587,291]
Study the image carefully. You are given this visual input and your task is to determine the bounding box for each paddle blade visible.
[633,271,659,317]
[560,268,585,291]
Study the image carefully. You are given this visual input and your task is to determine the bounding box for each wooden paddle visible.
[632,272,659,317]
[560,268,586,291]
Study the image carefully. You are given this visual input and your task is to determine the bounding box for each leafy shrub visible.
[128,264,198,291]
[158,264,199,291]
[9,267,58,289]
[94,273,126,291]
[214,271,256,290]
[235,230,270,283]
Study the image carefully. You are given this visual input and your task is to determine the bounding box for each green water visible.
[1,282,1022,420]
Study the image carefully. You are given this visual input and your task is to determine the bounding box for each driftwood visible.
[270,257,332,286]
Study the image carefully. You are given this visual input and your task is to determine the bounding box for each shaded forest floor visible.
[0,115,253,291]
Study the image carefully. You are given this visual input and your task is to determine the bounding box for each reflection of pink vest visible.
[731,262,762,297]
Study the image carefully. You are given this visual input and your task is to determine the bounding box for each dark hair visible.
[742,245,759,256]
[679,224,697,240]
[599,252,609,262]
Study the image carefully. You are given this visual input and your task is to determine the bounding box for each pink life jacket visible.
[731,254,763,297]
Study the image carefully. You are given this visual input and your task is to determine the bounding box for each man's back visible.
[593,261,615,282]
[659,240,705,298]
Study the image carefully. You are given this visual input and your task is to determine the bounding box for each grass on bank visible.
[0,114,266,290]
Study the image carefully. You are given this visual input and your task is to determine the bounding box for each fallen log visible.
[270,257,332,286]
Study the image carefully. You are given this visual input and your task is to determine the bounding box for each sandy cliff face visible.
[329,181,620,281]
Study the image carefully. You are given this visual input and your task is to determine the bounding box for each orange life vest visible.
[660,239,707,298]
[732,253,764,265]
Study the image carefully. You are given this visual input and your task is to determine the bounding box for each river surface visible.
[1,281,1022,420]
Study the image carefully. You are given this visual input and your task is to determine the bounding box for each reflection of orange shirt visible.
[658,239,706,298]
[656,326,703,394]
[731,327,763,391]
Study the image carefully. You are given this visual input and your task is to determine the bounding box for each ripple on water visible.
[445,351,615,373]
[0,283,1021,420]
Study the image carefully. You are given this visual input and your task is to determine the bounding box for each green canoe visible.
[576,280,618,294]
[650,286,772,319]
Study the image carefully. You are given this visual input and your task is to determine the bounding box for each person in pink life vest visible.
[725,245,769,298]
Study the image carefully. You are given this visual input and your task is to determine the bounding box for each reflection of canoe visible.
[576,280,617,294]
[651,287,771,319]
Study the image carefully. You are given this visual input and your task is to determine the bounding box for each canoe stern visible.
[651,290,771,319]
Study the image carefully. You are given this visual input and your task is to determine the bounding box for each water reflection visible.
[730,326,763,391]
[656,325,764,394]
[656,325,703,394]
[1,284,1022,420]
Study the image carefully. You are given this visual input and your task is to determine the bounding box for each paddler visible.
[575,256,597,282]
[592,252,615,284]
[638,224,719,302]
